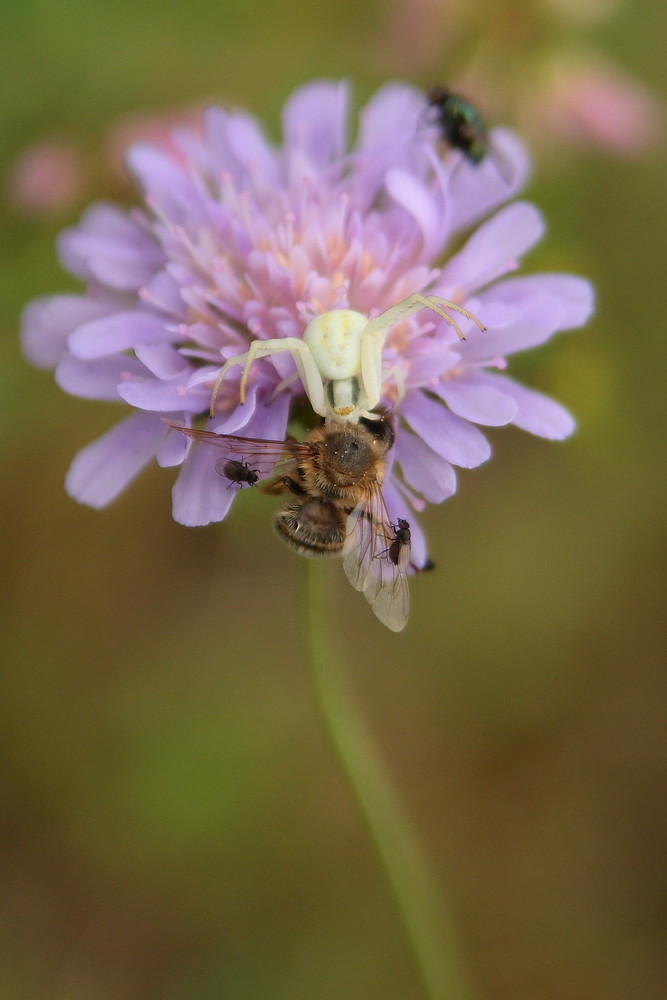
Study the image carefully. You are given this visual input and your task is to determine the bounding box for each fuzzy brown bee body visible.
[273,498,348,556]
[164,416,411,631]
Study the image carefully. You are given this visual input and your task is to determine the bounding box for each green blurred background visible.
[2,1,666,998]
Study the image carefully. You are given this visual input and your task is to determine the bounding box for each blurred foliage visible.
[1,1,666,998]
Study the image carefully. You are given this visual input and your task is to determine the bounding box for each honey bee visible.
[165,416,412,631]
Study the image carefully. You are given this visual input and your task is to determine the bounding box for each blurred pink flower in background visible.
[379,0,462,72]
[7,107,208,219]
[523,53,663,154]
[103,104,206,186]
[7,138,85,217]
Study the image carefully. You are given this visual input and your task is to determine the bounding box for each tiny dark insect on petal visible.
[217,458,260,488]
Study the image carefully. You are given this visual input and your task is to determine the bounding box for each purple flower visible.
[22,80,593,562]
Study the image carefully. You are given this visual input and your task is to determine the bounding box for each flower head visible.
[22,80,593,566]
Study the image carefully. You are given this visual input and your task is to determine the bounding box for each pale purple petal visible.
[210,385,262,434]
[384,168,444,260]
[57,203,164,289]
[126,144,210,228]
[68,311,176,359]
[117,374,206,412]
[404,345,461,385]
[448,128,532,233]
[170,389,292,525]
[200,107,236,178]
[233,390,292,440]
[21,295,117,368]
[201,107,281,189]
[459,294,565,362]
[354,83,427,208]
[65,412,165,508]
[282,80,349,169]
[156,420,189,467]
[402,390,492,467]
[440,202,545,295]
[482,273,595,330]
[138,269,188,319]
[478,372,576,439]
[394,429,458,503]
[184,364,220,390]
[358,82,423,155]
[433,374,517,425]
[224,113,282,188]
[171,442,236,526]
[56,354,147,400]
[135,343,190,378]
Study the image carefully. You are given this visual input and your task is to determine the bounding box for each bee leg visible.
[262,474,304,497]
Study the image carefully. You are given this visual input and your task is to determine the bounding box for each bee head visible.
[321,427,376,483]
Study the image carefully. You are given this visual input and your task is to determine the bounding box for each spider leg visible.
[363,292,485,345]
[269,371,301,401]
[209,338,328,418]
[382,362,405,403]
[269,339,327,417]
[358,325,386,412]
[209,350,251,417]
[426,294,486,335]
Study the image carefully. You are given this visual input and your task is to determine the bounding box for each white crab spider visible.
[209,293,485,423]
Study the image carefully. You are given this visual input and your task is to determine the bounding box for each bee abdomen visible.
[273,499,347,557]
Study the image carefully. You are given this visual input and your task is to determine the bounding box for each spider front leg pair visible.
[208,293,485,423]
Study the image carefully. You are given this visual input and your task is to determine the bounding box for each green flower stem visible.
[302,560,477,1000]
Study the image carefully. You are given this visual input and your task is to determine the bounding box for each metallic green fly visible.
[426,86,489,163]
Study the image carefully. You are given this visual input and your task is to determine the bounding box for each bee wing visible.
[342,488,410,633]
[164,421,307,482]
[369,535,411,632]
